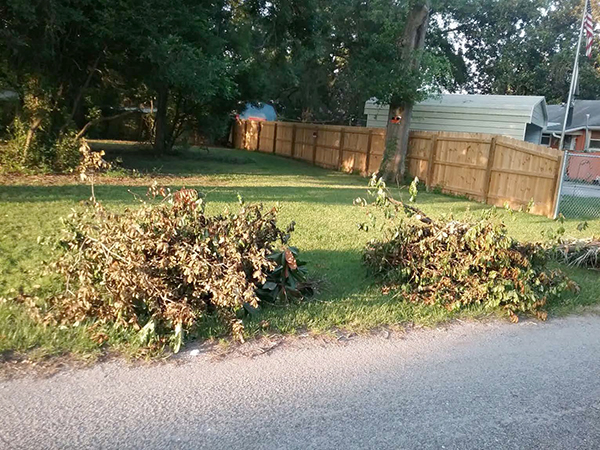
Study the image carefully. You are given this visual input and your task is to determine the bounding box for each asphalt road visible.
[2,316,600,450]
[562,181,600,198]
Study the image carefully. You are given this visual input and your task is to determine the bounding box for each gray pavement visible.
[2,315,600,449]
[562,181,600,198]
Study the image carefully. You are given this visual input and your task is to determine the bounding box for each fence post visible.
[426,134,439,190]
[272,122,278,154]
[291,124,297,158]
[364,129,374,175]
[483,136,497,203]
[256,121,262,151]
[551,151,567,218]
[312,127,318,165]
[337,127,346,170]
[242,120,249,150]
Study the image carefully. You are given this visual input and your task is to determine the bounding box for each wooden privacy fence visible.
[233,120,563,218]
[233,120,386,174]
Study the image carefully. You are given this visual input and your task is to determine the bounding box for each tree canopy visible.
[0,0,598,173]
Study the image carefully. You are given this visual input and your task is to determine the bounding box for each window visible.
[564,135,575,150]
[589,139,600,151]
[540,134,551,146]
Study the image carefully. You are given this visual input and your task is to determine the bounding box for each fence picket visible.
[338,128,346,170]
[291,124,297,158]
[364,129,373,175]
[483,136,497,202]
[426,135,438,189]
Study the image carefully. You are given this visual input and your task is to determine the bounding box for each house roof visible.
[545,100,600,133]
[417,94,546,115]
[365,94,548,127]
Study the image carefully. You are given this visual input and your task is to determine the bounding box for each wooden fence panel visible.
[430,132,493,200]
[258,122,276,153]
[488,136,562,217]
[294,125,316,162]
[233,120,244,149]
[366,130,386,175]
[242,121,259,150]
[232,120,562,218]
[340,128,370,173]
[406,132,433,183]
[274,123,294,156]
[315,127,342,169]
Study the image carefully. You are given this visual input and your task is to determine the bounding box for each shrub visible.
[44,186,300,351]
[52,131,81,173]
[0,118,82,174]
[257,246,314,303]
[359,176,578,321]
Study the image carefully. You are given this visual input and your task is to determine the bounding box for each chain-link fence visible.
[557,151,600,219]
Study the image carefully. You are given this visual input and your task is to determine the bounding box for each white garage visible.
[364,94,548,144]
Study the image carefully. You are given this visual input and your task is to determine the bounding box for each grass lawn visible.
[1,143,599,360]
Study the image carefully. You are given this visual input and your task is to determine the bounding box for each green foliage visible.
[360,178,579,321]
[1,0,241,163]
[52,132,81,173]
[408,177,419,203]
[3,0,599,165]
[38,186,300,351]
[1,118,29,173]
[438,0,600,101]
[257,246,314,303]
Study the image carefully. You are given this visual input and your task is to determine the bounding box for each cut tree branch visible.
[70,53,103,122]
[75,111,136,141]
[387,196,434,225]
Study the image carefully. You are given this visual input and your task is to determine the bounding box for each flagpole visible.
[553,3,588,218]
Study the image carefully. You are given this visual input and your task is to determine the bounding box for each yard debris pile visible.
[42,186,306,351]
[360,177,578,321]
[552,237,600,270]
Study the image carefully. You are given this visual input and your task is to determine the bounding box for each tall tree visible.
[380,0,430,183]
[439,0,600,102]
[0,0,240,168]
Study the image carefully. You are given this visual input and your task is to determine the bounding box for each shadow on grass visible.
[0,183,468,208]
[100,145,353,179]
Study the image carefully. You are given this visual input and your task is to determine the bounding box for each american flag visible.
[585,0,595,58]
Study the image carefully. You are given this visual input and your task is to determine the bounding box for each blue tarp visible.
[239,103,277,121]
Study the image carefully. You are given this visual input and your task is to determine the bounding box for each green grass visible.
[559,196,600,219]
[1,144,599,360]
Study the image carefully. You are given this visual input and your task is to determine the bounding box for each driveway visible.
[2,316,600,449]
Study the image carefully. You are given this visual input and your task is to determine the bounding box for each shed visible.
[364,94,548,144]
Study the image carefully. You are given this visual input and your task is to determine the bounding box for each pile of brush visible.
[553,238,600,270]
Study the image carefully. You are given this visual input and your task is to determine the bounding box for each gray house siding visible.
[531,104,546,128]
[525,124,543,144]
[364,95,548,143]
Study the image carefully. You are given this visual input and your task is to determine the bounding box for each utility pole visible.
[553,4,587,218]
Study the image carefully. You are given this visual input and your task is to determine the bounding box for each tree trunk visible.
[154,85,169,154]
[380,1,430,184]
[68,53,102,127]
[23,116,43,160]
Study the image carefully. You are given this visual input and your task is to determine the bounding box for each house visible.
[364,94,548,144]
[542,100,600,151]
[543,100,600,184]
